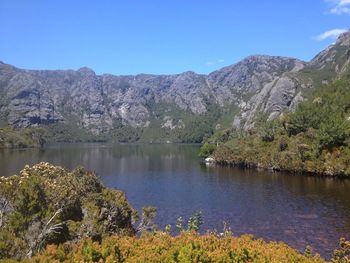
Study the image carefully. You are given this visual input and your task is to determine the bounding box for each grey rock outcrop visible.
[0,56,303,134]
[0,30,349,135]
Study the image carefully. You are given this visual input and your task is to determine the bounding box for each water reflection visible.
[0,143,349,258]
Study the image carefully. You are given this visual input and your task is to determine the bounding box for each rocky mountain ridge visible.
[0,31,349,141]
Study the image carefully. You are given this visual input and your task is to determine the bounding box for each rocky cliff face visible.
[231,31,350,130]
[0,56,302,134]
[0,31,349,138]
[209,56,305,130]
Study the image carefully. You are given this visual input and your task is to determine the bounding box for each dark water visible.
[1,143,350,258]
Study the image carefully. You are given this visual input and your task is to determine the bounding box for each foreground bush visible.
[0,163,135,260]
[34,232,325,263]
[1,163,347,262]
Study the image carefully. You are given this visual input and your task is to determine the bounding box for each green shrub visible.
[0,163,135,259]
[260,120,279,142]
[198,143,216,157]
[316,112,349,149]
[287,103,323,135]
[187,210,203,232]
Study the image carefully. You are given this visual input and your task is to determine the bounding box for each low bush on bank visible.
[34,232,326,263]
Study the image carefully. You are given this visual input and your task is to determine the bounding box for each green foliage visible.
[177,102,221,143]
[277,135,289,152]
[316,112,349,149]
[209,76,350,177]
[164,224,171,234]
[0,163,343,262]
[187,210,203,232]
[34,232,326,262]
[1,101,233,145]
[287,103,323,135]
[176,217,184,232]
[174,211,204,233]
[82,241,102,262]
[0,126,47,149]
[0,163,135,259]
[214,105,240,129]
[46,122,104,143]
[137,206,157,233]
[179,117,215,143]
[46,122,141,143]
[208,128,232,144]
[141,101,222,143]
[110,126,141,143]
[198,143,216,157]
[259,119,279,142]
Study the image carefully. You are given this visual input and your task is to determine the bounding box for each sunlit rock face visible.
[0,56,304,134]
[0,31,349,133]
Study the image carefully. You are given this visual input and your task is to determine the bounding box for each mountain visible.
[234,31,350,130]
[204,31,350,177]
[0,31,349,142]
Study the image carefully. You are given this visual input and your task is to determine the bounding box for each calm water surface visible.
[1,143,350,258]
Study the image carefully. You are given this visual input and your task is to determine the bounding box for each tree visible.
[316,112,349,149]
[287,103,323,135]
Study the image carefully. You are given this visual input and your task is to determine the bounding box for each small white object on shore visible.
[204,157,215,164]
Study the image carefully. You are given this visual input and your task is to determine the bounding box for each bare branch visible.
[0,198,10,228]
[46,208,62,226]
[27,207,65,258]
[136,206,157,233]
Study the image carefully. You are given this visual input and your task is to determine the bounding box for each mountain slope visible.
[204,31,350,177]
[228,31,350,130]
[0,31,349,142]
[0,57,302,142]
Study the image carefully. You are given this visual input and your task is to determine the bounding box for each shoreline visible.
[204,157,350,179]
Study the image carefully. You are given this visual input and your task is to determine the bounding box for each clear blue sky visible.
[0,0,349,75]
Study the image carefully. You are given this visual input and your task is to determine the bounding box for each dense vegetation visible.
[0,163,135,260]
[139,101,228,144]
[46,123,141,143]
[202,78,350,177]
[43,99,239,144]
[0,96,237,146]
[33,232,327,263]
[25,102,227,144]
[0,126,47,149]
[1,163,349,262]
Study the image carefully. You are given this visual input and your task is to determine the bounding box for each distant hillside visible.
[202,32,350,177]
[0,31,350,143]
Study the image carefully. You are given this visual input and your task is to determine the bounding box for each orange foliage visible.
[34,232,325,263]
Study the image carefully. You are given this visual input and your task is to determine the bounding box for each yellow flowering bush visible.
[0,163,135,260]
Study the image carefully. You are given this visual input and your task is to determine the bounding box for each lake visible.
[1,143,350,258]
